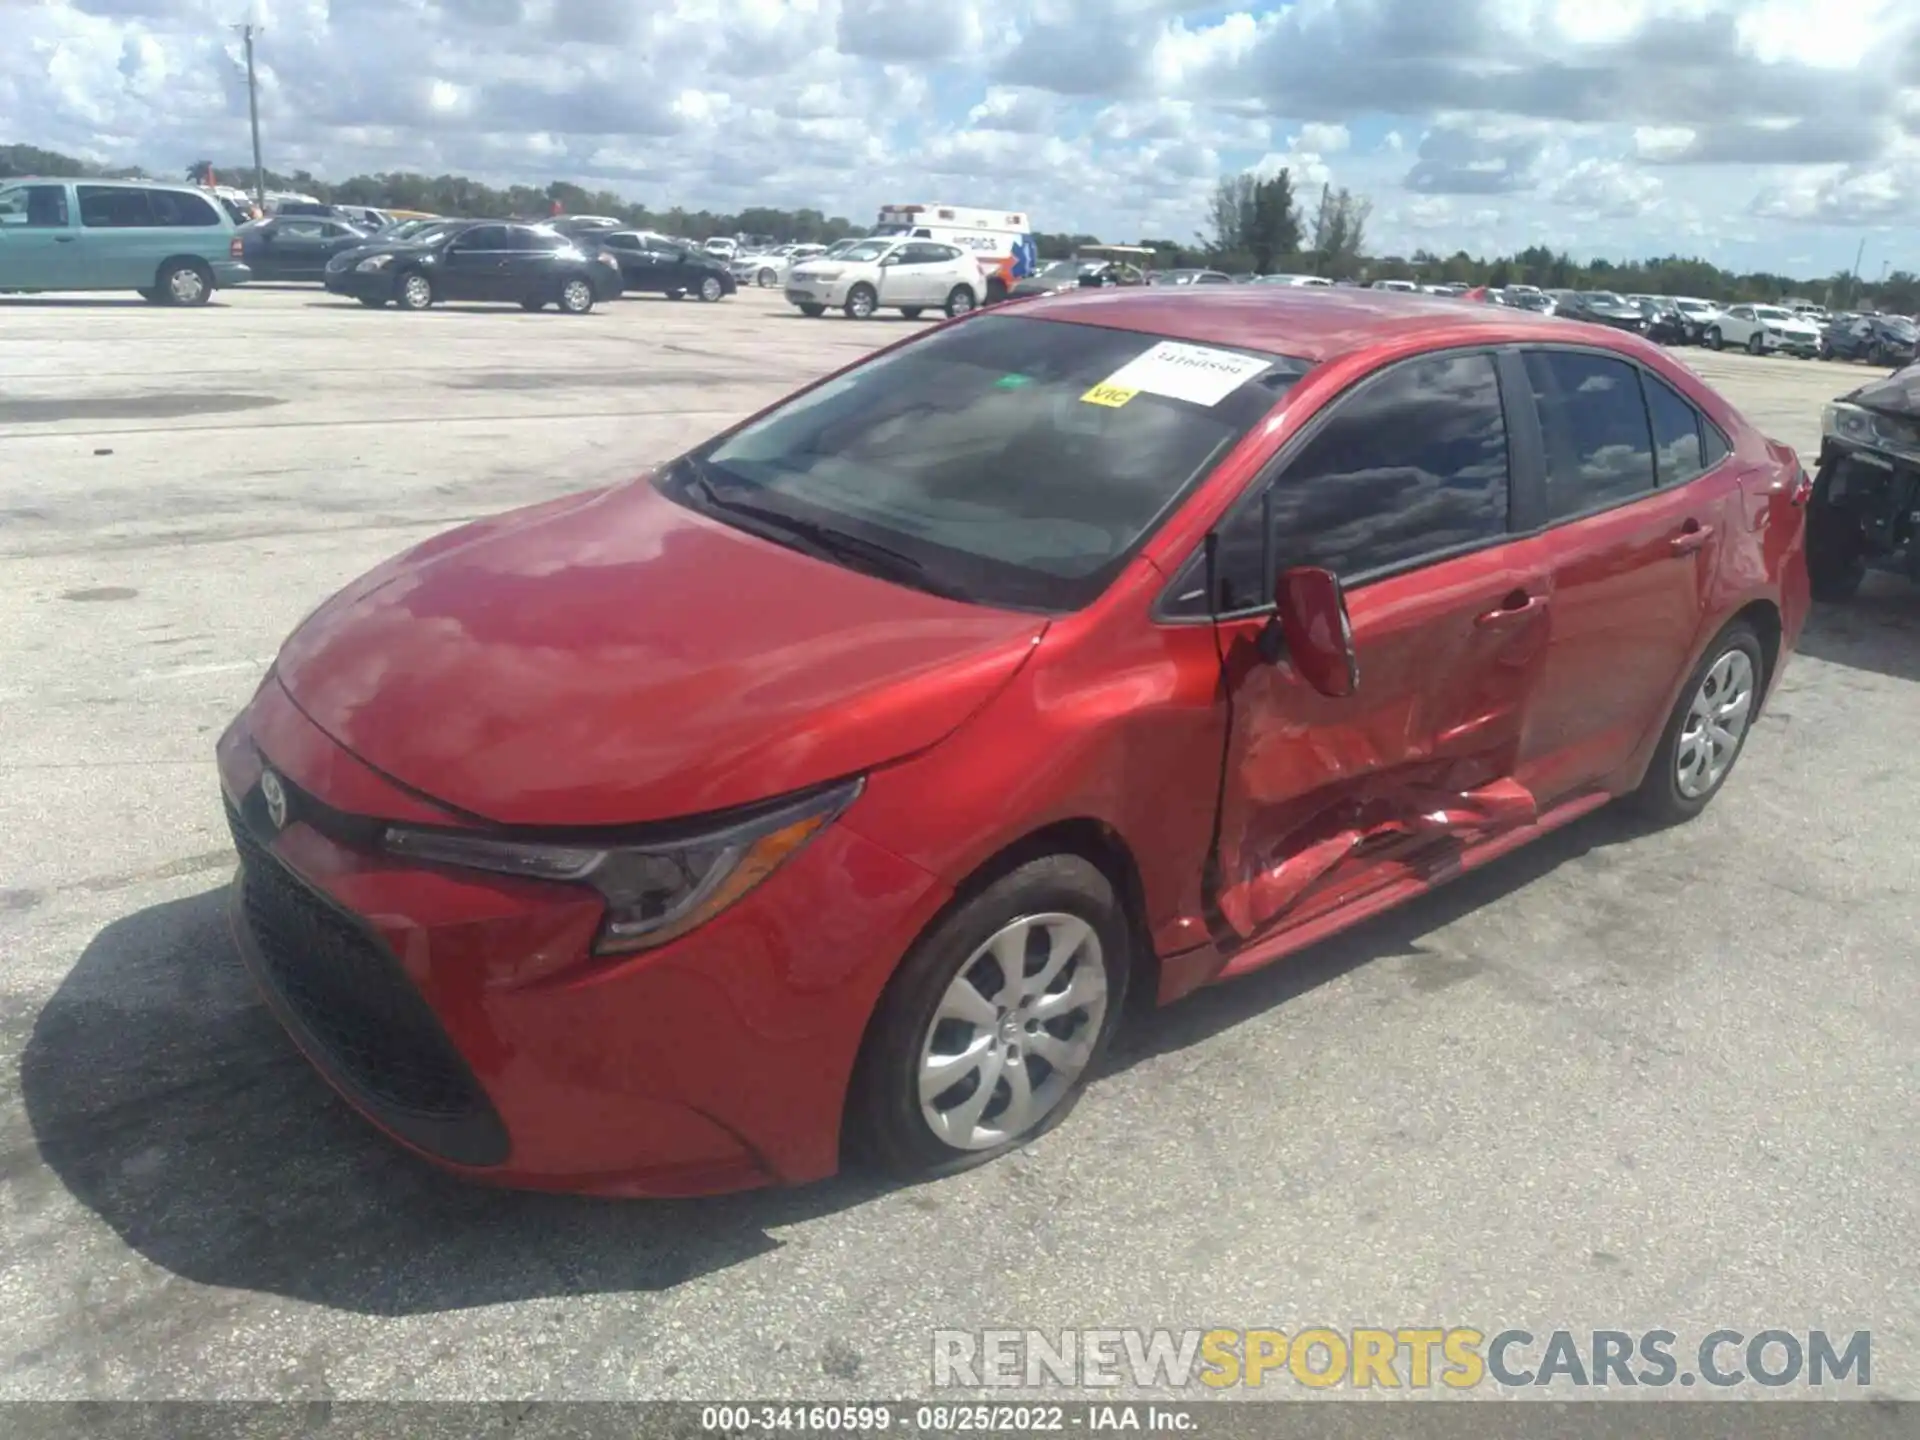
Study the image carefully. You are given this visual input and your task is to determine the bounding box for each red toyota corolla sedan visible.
[217,287,1812,1196]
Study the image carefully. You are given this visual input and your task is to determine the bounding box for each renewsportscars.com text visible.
[932,1328,1871,1391]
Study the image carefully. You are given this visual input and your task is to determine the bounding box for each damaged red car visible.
[217,287,1812,1196]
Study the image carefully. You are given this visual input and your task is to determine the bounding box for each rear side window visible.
[145,189,220,226]
[78,186,154,228]
[1525,351,1656,519]
[0,185,70,227]
[1641,371,1706,485]
[455,224,509,249]
[1702,423,1731,467]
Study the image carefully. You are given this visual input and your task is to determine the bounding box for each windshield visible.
[1754,306,1793,322]
[666,315,1304,611]
[1675,299,1713,314]
[1582,292,1625,305]
[836,240,893,264]
[1037,260,1082,281]
[1877,315,1918,339]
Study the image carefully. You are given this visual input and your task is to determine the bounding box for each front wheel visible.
[944,285,976,319]
[797,302,826,317]
[757,268,777,288]
[843,283,878,319]
[1747,330,1765,356]
[395,271,434,311]
[1632,622,1764,826]
[1706,327,1723,351]
[698,275,724,303]
[849,854,1128,1179]
[558,277,595,314]
[156,259,213,307]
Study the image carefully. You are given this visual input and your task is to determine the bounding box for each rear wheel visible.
[1633,622,1764,825]
[395,271,434,311]
[849,855,1128,1179]
[558,278,595,314]
[157,259,213,307]
[798,302,826,317]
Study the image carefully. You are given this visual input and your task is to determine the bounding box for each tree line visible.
[4,141,1913,313]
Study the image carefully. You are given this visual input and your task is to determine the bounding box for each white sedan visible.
[786,237,985,320]
[1707,303,1822,357]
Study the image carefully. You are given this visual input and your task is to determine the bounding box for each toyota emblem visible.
[259,769,289,831]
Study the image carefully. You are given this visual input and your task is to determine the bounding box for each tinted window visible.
[0,184,70,227]
[502,226,554,251]
[145,189,220,226]
[1642,372,1706,485]
[1182,353,1511,612]
[453,224,509,249]
[277,220,326,239]
[77,187,154,227]
[1702,423,1731,468]
[1524,351,1656,518]
[678,315,1303,611]
[603,233,641,251]
[897,243,946,265]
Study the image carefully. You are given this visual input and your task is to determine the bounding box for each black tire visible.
[359,297,388,309]
[666,289,686,301]
[520,298,545,312]
[1746,330,1764,356]
[848,854,1130,1180]
[1817,338,1831,361]
[844,283,878,320]
[558,277,595,314]
[395,270,434,311]
[137,287,162,304]
[1632,621,1766,826]
[900,307,924,320]
[697,275,724,303]
[155,259,213,307]
[1706,327,1723,351]
[798,302,827,317]
[1807,485,1868,602]
[944,285,976,319]
[757,268,777,288]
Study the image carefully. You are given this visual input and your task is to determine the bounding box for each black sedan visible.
[322,220,624,313]
[1551,290,1647,332]
[591,231,737,301]
[239,216,373,281]
[1820,312,1919,366]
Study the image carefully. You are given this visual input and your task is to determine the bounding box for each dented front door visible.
[1201,348,1553,943]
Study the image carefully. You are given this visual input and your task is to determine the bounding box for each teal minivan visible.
[0,178,252,304]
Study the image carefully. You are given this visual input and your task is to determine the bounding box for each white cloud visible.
[5,0,1920,272]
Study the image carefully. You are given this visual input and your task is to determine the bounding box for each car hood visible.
[271,479,1048,828]
[1848,365,1920,421]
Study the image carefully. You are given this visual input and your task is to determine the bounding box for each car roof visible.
[1012,285,1618,365]
[5,176,205,194]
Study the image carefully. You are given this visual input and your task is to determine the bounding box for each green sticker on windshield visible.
[994,373,1033,389]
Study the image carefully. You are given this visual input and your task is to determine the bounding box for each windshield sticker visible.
[1081,382,1139,407]
[1097,341,1272,406]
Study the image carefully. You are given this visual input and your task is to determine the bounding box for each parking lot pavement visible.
[1,289,1916,1401]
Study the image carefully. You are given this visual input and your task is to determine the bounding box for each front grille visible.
[226,796,509,1167]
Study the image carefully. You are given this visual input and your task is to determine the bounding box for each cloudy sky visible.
[6,0,1919,276]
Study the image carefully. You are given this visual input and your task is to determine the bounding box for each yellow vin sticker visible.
[1081,383,1138,407]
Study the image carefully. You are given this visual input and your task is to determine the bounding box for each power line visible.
[232,22,264,208]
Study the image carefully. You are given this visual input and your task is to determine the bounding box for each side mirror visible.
[1274,566,1359,698]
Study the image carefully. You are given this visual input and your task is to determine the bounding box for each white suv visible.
[786,236,984,320]
[1707,303,1822,357]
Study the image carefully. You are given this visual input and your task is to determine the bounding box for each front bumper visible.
[215,678,949,1197]
[786,279,850,308]
[324,268,396,300]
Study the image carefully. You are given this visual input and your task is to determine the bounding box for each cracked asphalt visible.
[1,287,1915,1403]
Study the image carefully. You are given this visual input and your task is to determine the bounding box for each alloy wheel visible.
[701,277,722,302]
[561,279,593,313]
[917,913,1109,1152]
[401,274,432,309]
[1675,649,1756,799]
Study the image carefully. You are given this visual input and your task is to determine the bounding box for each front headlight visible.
[1822,401,1878,446]
[356,254,394,272]
[381,777,863,956]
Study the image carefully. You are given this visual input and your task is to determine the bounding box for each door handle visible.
[1475,591,1546,627]
[54,235,76,243]
[1670,521,1714,555]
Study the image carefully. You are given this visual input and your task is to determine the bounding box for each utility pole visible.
[233,22,265,209]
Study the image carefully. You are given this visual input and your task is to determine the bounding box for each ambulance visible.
[871,202,1039,303]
